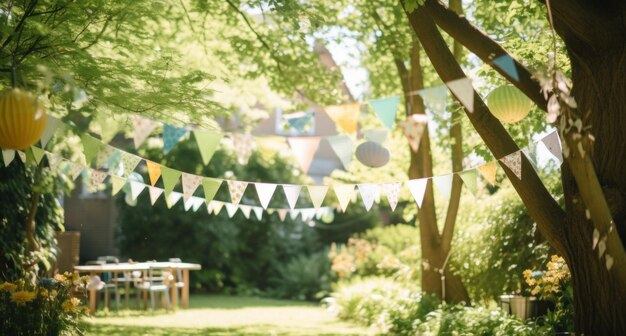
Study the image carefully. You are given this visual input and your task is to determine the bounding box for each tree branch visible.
[403,2,568,253]
[424,0,547,111]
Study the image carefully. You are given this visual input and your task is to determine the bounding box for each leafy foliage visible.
[269,249,335,301]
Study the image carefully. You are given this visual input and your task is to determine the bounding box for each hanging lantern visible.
[0,88,47,150]
[356,141,390,168]
[486,85,532,123]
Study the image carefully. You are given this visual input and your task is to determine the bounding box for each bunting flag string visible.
[369,96,400,129]
[333,184,355,212]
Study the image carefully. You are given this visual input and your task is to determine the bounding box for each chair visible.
[135,266,172,311]
[168,258,185,307]
[96,256,122,310]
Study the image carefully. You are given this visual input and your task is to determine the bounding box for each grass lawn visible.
[80,295,374,335]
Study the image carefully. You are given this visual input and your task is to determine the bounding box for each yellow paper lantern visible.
[0,88,47,150]
[486,85,532,123]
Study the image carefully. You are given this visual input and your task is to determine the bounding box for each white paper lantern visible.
[487,85,532,123]
[356,141,390,168]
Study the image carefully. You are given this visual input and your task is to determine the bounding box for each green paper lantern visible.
[487,85,532,123]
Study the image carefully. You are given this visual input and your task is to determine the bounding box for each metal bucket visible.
[500,295,537,320]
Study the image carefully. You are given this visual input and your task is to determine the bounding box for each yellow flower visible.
[10,290,36,305]
[62,297,81,313]
[54,274,67,282]
[0,282,17,292]
[39,289,49,297]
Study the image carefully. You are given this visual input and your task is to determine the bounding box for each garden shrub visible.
[269,249,334,301]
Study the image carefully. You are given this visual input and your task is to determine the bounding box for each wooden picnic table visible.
[74,261,201,315]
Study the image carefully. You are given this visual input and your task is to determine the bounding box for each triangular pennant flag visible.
[202,178,221,204]
[363,128,389,144]
[81,134,103,165]
[133,116,159,148]
[254,183,277,209]
[277,209,288,222]
[46,152,60,171]
[369,96,400,129]
[95,146,117,168]
[2,149,15,167]
[358,184,379,211]
[227,180,248,206]
[93,113,121,144]
[433,174,453,199]
[301,208,316,221]
[446,77,474,113]
[382,182,402,211]
[194,131,223,165]
[17,150,26,163]
[129,181,146,200]
[252,206,263,220]
[183,198,194,212]
[160,167,182,198]
[192,197,205,212]
[181,173,203,202]
[477,161,497,186]
[167,192,183,208]
[459,169,478,195]
[289,209,300,220]
[68,162,85,180]
[333,184,355,212]
[326,135,353,170]
[25,148,37,165]
[416,85,447,114]
[287,137,320,174]
[231,133,255,165]
[493,55,520,81]
[325,103,360,135]
[500,151,522,180]
[307,185,328,209]
[406,179,428,208]
[110,175,126,196]
[41,116,61,148]
[240,205,252,219]
[163,124,189,154]
[121,153,141,177]
[148,186,164,205]
[282,184,301,210]
[30,147,46,165]
[87,169,108,193]
[541,131,563,164]
[211,201,224,215]
[225,203,238,218]
[146,160,162,186]
[284,112,313,132]
[400,114,428,153]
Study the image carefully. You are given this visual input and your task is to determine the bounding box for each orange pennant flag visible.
[325,103,361,135]
[477,161,497,186]
[146,160,162,186]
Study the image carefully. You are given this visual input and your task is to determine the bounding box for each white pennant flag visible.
[181,173,203,202]
[225,203,238,218]
[129,181,146,200]
[433,174,453,199]
[167,192,183,208]
[406,179,428,208]
[2,149,16,167]
[133,116,159,148]
[252,206,263,220]
[446,77,474,113]
[500,151,523,180]
[17,150,26,163]
[307,185,329,209]
[289,209,300,220]
[227,180,248,206]
[333,184,355,212]
[301,208,316,221]
[148,186,164,205]
[358,184,380,211]
[192,197,204,212]
[212,201,224,215]
[541,131,563,164]
[282,184,301,210]
[183,198,194,211]
[240,205,252,219]
[382,182,402,211]
[277,209,288,222]
[41,115,62,148]
[255,183,278,209]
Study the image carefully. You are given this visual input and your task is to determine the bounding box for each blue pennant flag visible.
[163,124,189,154]
[369,96,400,129]
[285,112,313,132]
[493,55,520,81]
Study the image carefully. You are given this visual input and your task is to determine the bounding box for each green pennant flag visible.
[110,175,127,196]
[369,96,400,129]
[31,146,46,165]
[81,134,103,165]
[161,166,182,198]
[202,178,222,203]
[459,169,478,195]
[25,148,36,166]
[194,131,223,165]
